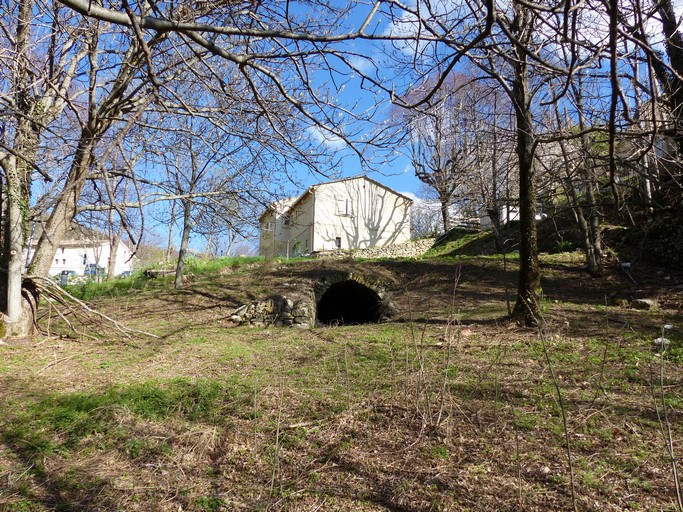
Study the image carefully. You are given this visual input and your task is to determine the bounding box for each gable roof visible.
[28,222,131,248]
[258,197,296,222]
[282,175,413,216]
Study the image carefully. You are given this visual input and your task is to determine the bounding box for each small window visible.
[83,255,87,264]
[335,237,342,249]
[283,216,290,226]
[61,247,65,254]
[337,198,353,216]
[55,258,58,264]
[62,259,66,265]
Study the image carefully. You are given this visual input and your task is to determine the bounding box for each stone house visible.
[259,176,412,258]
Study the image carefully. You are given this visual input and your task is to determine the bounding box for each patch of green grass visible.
[185,255,263,275]
[194,496,227,512]
[431,444,450,460]
[422,230,491,258]
[513,411,541,431]
[62,256,265,300]
[551,240,577,253]
[63,273,165,300]
[2,378,253,464]
[1,500,42,511]
[662,328,683,363]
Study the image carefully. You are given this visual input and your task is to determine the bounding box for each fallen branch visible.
[27,275,159,342]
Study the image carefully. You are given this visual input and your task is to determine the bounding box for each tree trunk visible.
[510,6,541,326]
[29,132,97,277]
[489,111,505,254]
[440,197,451,233]
[166,200,176,265]
[656,0,683,158]
[575,80,604,277]
[107,225,123,280]
[487,206,505,253]
[174,199,193,289]
[1,0,39,335]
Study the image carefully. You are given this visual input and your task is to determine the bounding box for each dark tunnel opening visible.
[316,280,383,325]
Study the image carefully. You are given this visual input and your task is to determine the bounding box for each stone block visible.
[631,298,658,310]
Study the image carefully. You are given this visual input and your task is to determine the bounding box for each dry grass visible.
[0,255,682,511]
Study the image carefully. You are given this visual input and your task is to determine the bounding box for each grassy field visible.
[0,253,682,511]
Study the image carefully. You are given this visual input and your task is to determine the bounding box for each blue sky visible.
[271,0,428,200]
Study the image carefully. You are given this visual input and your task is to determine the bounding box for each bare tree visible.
[3,0,683,336]
[0,0,369,334]
[398,75,490,233]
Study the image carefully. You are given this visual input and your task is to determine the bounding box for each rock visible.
[653,337,671,350]
[631,298,658,310]
[229,315,243,323]
[615,298,630,308]
[233,305,248,316]
[292,306,309,317]
[294,323,310,329]
[381,301,399,317]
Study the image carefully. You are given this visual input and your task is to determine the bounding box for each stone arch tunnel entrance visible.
[316,280,384,325]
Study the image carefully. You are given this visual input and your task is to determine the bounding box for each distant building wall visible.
[26,240,133,276]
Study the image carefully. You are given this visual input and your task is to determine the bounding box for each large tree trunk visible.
[440,196,451,233]
[2,0,40,335]
[656,0,683,158]
[174,199,193,289]
[510,5,541,326]
[29,133,97,277]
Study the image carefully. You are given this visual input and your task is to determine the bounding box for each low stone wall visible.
[229,294,313,328]
[314,238,434,260]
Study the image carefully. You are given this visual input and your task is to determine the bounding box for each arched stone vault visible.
[228,268,398,328]
[313,271,396,325]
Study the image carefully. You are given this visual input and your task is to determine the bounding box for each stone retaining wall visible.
[229,294,313,328]
[314,238,434,260]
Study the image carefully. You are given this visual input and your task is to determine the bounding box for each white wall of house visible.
[26,240,134,276]
[311,178,411,252]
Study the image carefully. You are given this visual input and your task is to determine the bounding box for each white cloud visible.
[307,126,348,150]
[348,55,375,75]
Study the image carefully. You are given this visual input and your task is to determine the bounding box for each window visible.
[337,198,353,216]
[335,237,342,249]
[263,222,273,232]
[83,255,87,265]
[283,216,290,226]
[62,259,66,265]
[55,258,58,264]
[61,247,65,254]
